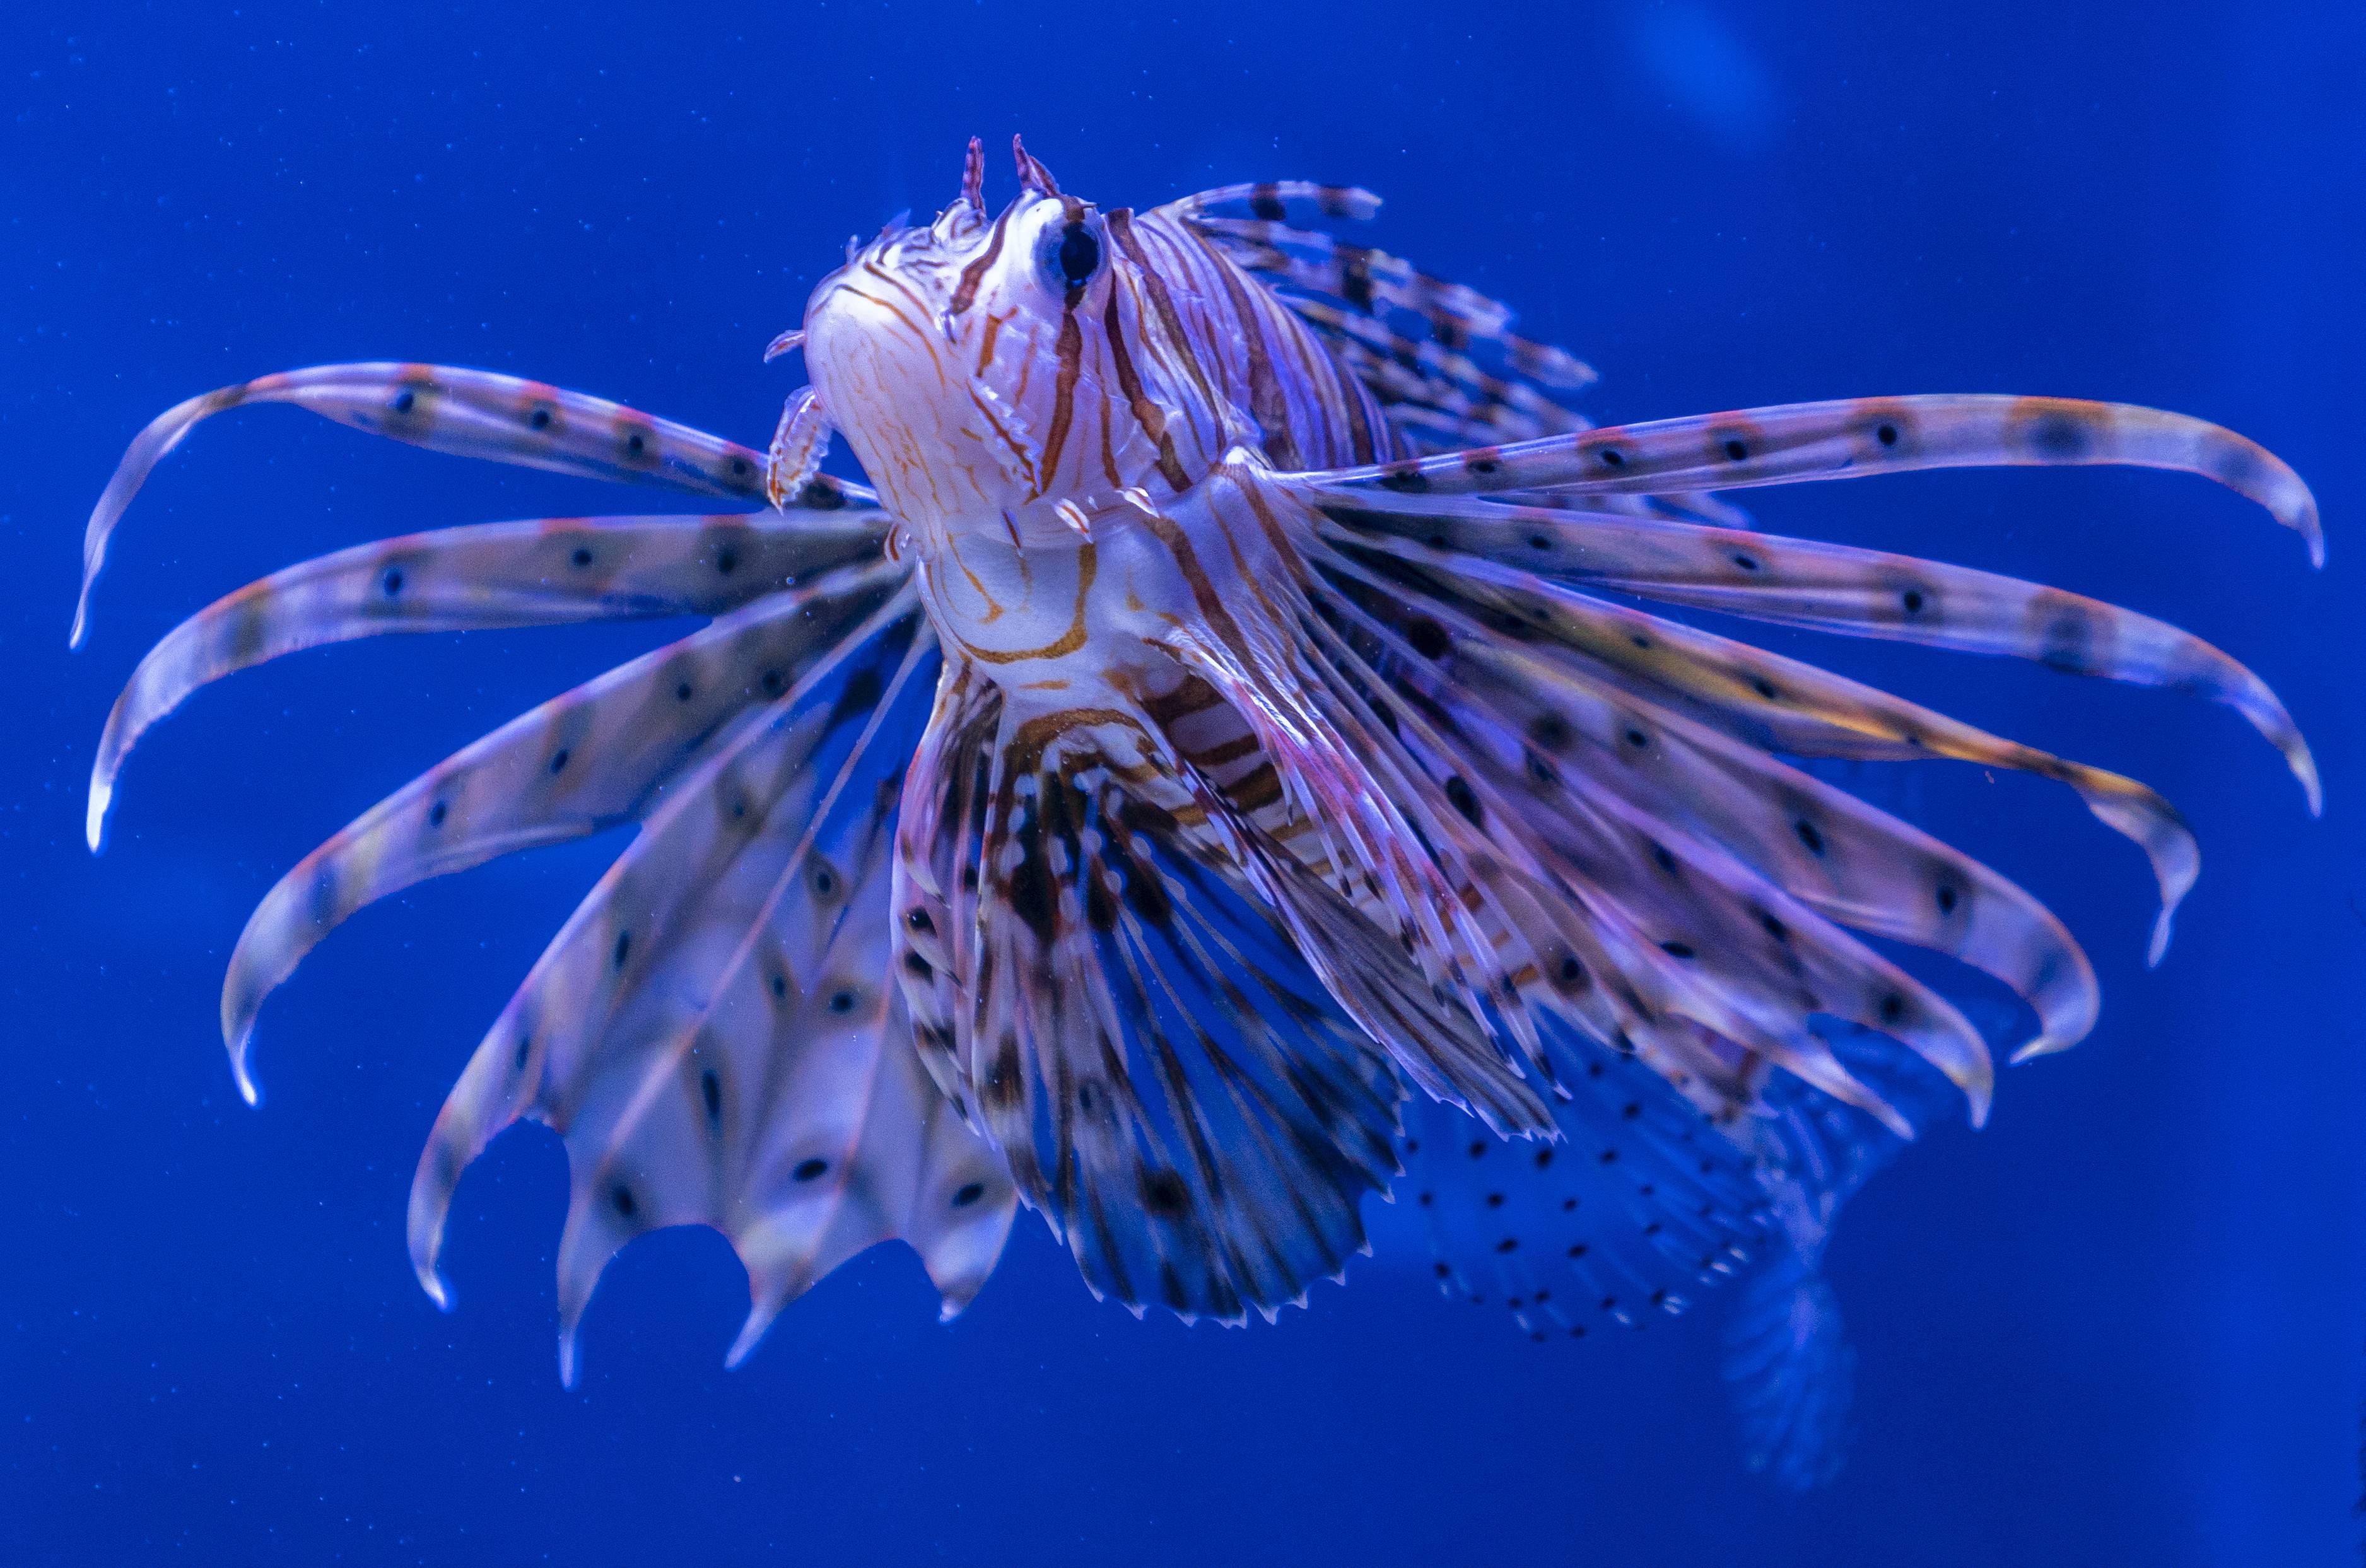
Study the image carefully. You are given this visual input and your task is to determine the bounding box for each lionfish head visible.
[797,136,1131,534]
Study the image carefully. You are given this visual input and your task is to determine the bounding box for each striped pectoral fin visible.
[221,566,911,1102]
[408,611,1009,1376]
[1561,793,1994,1128]
[1137,611,1552,1133]
[1348,540,2201,978]
[409,606,928,1266]
[89,514,890,852]
[1339,597,1993,1127]
[1311,553,2098,1074]
[1180,468,1940,1126]
[1299,594,1774,1120]
[75,362,881,647]
[1398,625,2001,1126]
[948,714,1402,1323]
[1245,832,1552,1138]
[1316,494,2317,812]
[1301,578,1952,1125]
[889,659,1003,1118]
[1325,395,2321,566]
[1238,606,1551,1065]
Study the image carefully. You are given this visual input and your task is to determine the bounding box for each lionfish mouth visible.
[780,139,1043,528]
[800,271,991,527]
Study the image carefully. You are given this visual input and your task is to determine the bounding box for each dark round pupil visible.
[1055,223,1100,287]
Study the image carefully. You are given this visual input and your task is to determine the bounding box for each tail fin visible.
[1726,1024,1962,1488]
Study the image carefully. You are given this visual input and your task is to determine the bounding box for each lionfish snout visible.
[800,269,985,526]
[797,136,1116,538]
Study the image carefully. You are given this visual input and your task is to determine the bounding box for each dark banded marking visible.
[1035,289,1088,490]
[956,542,1099,665]
[1107,209,1229,469]
[949,206,1016,317]
[1190,227,1305,471]
[1103,290,1192,491]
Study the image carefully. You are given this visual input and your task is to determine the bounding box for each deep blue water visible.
[6,3,2363,1562]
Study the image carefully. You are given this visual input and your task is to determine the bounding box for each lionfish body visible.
[78,137,2318,1483]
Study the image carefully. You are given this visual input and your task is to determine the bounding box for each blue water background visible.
[5,3,2362,1561]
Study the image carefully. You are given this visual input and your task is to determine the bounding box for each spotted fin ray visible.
[88,513,888,851]
[406,604,1017,1377]
[220,558,908,1101]
[1323,394,2321,564]
[1304,561,1998,1133]
[1212,397,2314,1138]
[1323,524,2199,994]
[1153,463,1991,1132]
[1313,489,2317,813]
[73,361,878,647]
[1313,545,2099,1070]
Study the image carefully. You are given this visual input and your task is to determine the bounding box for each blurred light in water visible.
[1631,2,1783,151]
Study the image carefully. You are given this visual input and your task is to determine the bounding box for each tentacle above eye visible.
[74,362,882,647]
[88,512,889,852]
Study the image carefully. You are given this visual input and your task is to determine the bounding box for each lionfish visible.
[76,137,2318,1487]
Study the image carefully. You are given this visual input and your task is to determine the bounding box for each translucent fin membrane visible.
[1719,1239,1855,1490]
[1404,1019,1767,1339]
[406,604,1018,1377]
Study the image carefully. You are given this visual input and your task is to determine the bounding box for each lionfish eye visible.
[1037,218,1104,293]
